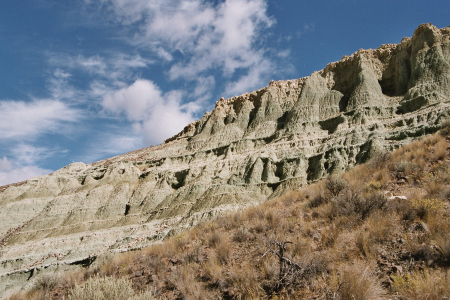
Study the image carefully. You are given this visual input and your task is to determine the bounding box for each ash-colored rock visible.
[1,23,450,297]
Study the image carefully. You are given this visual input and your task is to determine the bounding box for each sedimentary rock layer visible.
[1,23,450,296]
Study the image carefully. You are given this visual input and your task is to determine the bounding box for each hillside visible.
[10,126,450,299]
[1,23,450,297]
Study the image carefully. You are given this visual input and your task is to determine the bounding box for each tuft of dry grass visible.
[433,138,448,161]
[170,264,205,299]
[365,211,395,243]
[215,238,231,265]
[202,256,224,288]
[207,230,223,248]
[68,275,155,300]
[227,263,263,300]
[329,261,387,300]
[435,233,450,263]
[391,269,450,300]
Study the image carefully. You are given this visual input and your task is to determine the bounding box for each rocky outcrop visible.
[1,23,450,296]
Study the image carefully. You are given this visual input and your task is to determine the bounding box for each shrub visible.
[354,212,395,259]
[369,151,392,170]
[26,273,61,299]
[333,189,387,220]
[308,194,326,208]
[325,175,348,197]
[216,214,235,230]
[408,242,434,262]
[31,274,60,293]
[392,160,410,174]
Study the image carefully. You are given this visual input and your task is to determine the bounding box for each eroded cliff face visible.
[1,23,450,295]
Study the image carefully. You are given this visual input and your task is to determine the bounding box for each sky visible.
[0,0,448,186]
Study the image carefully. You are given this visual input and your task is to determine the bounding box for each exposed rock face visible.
[1,23,450,296]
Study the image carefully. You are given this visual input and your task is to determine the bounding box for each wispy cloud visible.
[296,23,315,38]
[48,53,152,85]
[47,69,80,102]
[90,0,276,97]
[11,144,67,166]
[225,58,273,96]
[0,99,81,140]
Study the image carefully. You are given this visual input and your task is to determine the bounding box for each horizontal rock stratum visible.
[1,23,450,296]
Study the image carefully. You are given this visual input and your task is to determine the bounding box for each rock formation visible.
[1,23,450,296]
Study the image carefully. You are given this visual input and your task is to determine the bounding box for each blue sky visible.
[0,0,448,185]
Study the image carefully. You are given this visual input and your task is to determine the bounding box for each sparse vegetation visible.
[9,129,450,299]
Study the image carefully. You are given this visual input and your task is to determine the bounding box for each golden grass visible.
[68,275,155,300]
[392,269,450,300]
[329,261,388,300]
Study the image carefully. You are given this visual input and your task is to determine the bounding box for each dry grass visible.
[365,211,395,243]
[329,261,388,300]
[8,130,450,300]
[170,265,204,299]
[227,263,263,300]
[392,269,450,300]
[202,256,224,288]
[68,275,155,300]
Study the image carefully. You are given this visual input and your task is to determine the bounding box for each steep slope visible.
[11,121,450,300]
[1,23,450,296]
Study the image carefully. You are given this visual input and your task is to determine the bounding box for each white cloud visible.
[47,69,79,101]
[0,156,52,186]
[155,47,173,61]
[0,99,81,140]
[0,157,12,171]
[193,76,215,99]
[95,0,275,97]
[102,79,196,145]
[277,49,291,58]
[48,53,152,84]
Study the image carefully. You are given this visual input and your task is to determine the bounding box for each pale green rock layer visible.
[1,23,450,297]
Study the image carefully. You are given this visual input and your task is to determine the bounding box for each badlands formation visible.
[1,23,450,295]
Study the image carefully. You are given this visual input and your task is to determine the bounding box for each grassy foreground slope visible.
[11,127,450,299]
